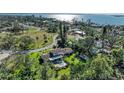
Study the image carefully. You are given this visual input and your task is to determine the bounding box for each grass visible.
[0,27,56,49]
[64,53,86,65]
[67,35,76,41]
[28,48,53,62]
[0,32,9,43]
[67,34,86,43]
[6,62,16,70]
[26,27,37,32]
[17,27,56,49]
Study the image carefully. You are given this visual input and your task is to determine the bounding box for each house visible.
[68,28,86,36]
[94,40,102,48]
[40,48,73,68]
[73,31,86,36]
[67,28,86,41]
[98,49,111,54]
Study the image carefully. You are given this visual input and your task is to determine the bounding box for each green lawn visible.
[26,27,38,32]
[67,35,76,41]
[64,53,86,65]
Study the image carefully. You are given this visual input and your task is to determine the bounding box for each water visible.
[45,14,124,25]
[1,13,124,25]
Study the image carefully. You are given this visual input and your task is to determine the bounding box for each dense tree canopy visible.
[82,54,114,80]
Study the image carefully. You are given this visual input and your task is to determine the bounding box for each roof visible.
[68,28,81,32]
[75,31,83,34]
[68,29,86,35]
[41,48,73,62]
[75,31,86,35]
[49,55,63,61]
[99,49,111,54]
[50,48,73,55]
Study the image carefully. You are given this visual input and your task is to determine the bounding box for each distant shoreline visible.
[112,15,124,17]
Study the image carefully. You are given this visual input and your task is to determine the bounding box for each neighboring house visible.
[93,39,112,54]
[68,28,86,36]
[73,31,86,36]
[67,28,86,41]
[94,40,102,48]
[40,48,73,68]
[98,49,111,54]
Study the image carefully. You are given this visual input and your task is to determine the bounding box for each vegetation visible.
[0,14,124,80]
[0,28,56,50]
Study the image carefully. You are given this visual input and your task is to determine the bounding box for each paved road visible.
[30,34,58,52]
[18,34,58,54]
[0,51,13,64]
[0,24,58,62]
[0,34,58,62]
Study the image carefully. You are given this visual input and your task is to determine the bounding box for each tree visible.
[36,36,39,40]
[87,19,91,26]
[48,24,58,33]
[101,26,107,49]
[0,33,16,50]
[72,17,78,26]
[82,54,114,80]
[107,29,119,49]
[101,25,119,49]
[70,63,85,80]
[112,48,124,64]
[117,36,124,48]
[18,36,35,50]
[12,20,22,34]
[43,34,48,43]
[40,62,55,80]
[84,26,95,36]
[74,36,94,56]
[58,22,68,48]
